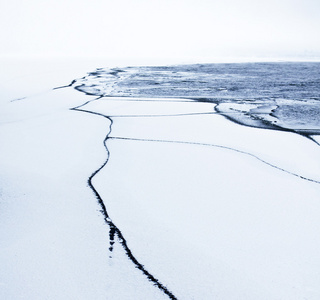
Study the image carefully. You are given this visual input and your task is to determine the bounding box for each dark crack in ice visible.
[70,98,178,300]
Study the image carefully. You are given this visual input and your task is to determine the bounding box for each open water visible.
[73,62,320,135]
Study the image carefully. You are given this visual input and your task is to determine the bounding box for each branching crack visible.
[108,136,320,185]
[70,99,178,300]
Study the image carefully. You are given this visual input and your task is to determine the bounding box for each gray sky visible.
[1,0,320,62]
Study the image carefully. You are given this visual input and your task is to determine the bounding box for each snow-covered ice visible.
[1,60,320,300]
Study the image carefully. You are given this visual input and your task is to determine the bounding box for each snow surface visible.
[1,60,320,300]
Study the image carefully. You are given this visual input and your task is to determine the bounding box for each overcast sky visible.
[1,0,320,62]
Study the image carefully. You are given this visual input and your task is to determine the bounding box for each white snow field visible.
[1,60,320,300]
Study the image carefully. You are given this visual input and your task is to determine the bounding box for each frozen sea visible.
[1,61,320,299]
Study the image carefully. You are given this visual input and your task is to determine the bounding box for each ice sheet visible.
[1,61,320,300]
